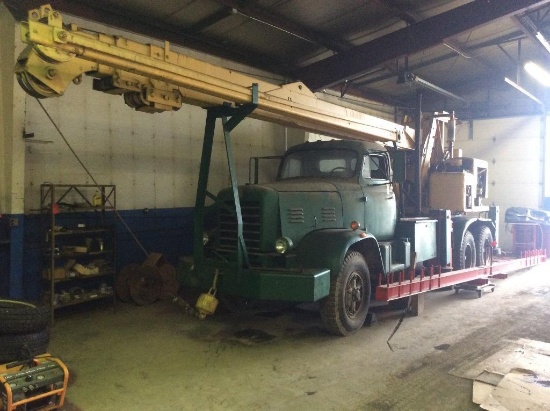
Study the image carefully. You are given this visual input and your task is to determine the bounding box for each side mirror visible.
[392,151,406,183]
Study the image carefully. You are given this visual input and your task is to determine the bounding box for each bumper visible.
[177,256,330,302]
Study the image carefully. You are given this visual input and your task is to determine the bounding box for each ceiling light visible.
[524,61,550,87]
[443,40,472,59]
[536,32,550,54]
[504,77,544,106]
[398,72,468,106]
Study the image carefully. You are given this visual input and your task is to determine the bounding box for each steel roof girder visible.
[296,0,550,90]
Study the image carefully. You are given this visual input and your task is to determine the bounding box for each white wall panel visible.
[23,76,297,211]
[18,16,306,212]
[455,116,544,250]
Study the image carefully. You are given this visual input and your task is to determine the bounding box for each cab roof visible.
[285,139,387,156]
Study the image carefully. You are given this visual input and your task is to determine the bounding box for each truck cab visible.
[181,139,414,335]
[270,140,397,242]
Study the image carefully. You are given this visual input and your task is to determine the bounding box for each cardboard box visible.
[43,267,66,280]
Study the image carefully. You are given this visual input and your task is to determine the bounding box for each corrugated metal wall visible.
[455,116,545,251]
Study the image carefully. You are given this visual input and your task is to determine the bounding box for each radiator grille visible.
[218,200,261,252]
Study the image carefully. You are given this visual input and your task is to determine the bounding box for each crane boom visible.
[15,4,414,149]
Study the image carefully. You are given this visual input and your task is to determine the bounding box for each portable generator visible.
[0,355,68,411]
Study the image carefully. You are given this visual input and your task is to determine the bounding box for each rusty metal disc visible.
[115,263,140,303]
[158,263,180,300]
[142,252,167,268]
[128,265,162,305]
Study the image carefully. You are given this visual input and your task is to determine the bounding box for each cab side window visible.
[363,153,389,180]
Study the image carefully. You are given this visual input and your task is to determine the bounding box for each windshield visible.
[278,148,358,180]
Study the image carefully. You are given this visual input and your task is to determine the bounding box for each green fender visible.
[295,229,383,279]
[452,217,474,245]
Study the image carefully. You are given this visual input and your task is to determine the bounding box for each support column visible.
[0,5,27,298]
[414,91,423,215]
[410,293,425,316]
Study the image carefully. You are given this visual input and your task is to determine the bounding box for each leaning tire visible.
[476,227,493,266]
[320,252,371,336]
[454,230,476,270]
[0,299,50,335]
[0,329,50,363]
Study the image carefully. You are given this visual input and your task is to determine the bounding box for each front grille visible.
[218,200,261,252]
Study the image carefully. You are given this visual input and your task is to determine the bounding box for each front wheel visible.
[320,252,371,336]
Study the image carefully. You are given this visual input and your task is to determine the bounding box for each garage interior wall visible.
[0,8,26,298]
[0,6,305,299]
[0,5,548,299]
[454,116,546,251]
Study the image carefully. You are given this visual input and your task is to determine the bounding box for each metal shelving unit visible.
[40,184,116,321]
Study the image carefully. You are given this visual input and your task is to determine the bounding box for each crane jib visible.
[15,4,415,149]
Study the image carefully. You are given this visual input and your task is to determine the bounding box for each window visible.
[363,152,389,180]
[278,148,358,180]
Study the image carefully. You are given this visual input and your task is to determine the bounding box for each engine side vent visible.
[321,207,336,222]
[287,208,304,223]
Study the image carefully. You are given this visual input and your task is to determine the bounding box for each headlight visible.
[203,232,210,245]
[275,237,293,254]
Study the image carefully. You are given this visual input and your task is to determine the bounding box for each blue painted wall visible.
[0,208,194,300]
[0,216,10,297]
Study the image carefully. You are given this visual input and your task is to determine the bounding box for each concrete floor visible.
[49,262,550,411]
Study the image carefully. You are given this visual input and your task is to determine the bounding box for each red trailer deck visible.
[375,250,547,301]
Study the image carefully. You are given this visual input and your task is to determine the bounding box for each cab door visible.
[360,151,396,240]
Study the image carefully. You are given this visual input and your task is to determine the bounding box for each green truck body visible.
[179,138,497,335]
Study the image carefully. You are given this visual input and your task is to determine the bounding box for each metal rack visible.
[40,184,116,321]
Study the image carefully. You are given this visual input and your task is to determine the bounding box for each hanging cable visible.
[386,297,412,352]
[35,98,149,257]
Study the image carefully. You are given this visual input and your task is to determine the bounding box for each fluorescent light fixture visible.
[504,76,544,106]
[399,72,468,106]
[536,32,550,54]
[443,40,472,59]
[524,61,550,87]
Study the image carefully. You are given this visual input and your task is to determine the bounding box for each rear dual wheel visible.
[455,230,476,270]
[320,252,371,336]
[476,227,494,266]
[455,227,494,270]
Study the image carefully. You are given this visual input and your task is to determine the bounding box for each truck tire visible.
[0,328,50,363]
[320,252,370,336]
[476,227,493,266]
[0,299,51,335]
[455,230,476,270]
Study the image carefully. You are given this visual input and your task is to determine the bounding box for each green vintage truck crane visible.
[15,5,498,335]
[180,136,497,335]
